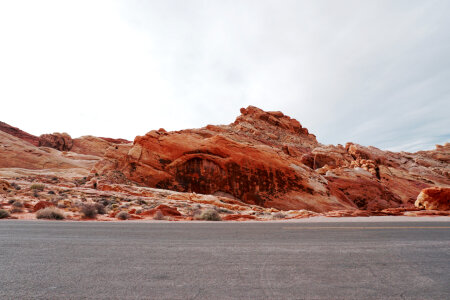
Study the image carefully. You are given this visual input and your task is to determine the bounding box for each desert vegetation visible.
[36,207,65,220]
[0,209,10,219]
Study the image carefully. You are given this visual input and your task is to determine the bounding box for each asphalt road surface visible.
[0,220,449,300]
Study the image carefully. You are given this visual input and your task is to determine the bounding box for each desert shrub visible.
[57,202,67,209]
[10,207,23,213]
[98,197,111,207]
[11,182,21,190]
[187,208,202,218]
[30,184,45,191]
[8,199,15,204]
[95,203,106,214]
[12,201,24,208]
[196,209,222,221]
[120,203,131,209]
[0,209,10,219]
[272,212,285,219]
[216,207,233,214]
[116,211,130,220]
[135,198,147,206]
[48,190,55,195]
[81,204,97,218]
[36,207,65,220]
[33,190,40,198]
[74,177,87,186]
[153,210,165,220]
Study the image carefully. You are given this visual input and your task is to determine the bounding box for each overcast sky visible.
[1,0,449,152]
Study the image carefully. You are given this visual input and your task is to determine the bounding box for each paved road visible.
[0,220,449,299]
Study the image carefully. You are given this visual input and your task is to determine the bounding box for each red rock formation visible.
[94,106,450,212]
[415,187,450,210]
[36,131,130,157]
[0,121,39,146]
[39,133,73,151]
[140,204,182,217]
[94,106,354,212]
[0,180,12,194]
[33,201,55,212]
[0,130,98,174]
[99,137,131,144]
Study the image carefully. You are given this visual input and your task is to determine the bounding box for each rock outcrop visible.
[415,187,450,210]
[2,106,449,215]
[94,107,351,211]
[39,132,73,151]
[99,137,131,144]
[0,130,99,177]
[93,106,450,212]
[37,132,131,157]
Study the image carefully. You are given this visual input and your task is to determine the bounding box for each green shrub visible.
[36,207,65,220]
[196,209,222,221]
[30,184,45,191]
[0,209,10,219]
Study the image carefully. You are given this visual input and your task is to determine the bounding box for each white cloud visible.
[0,0,449,151]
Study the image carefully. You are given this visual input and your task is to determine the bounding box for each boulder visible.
[415,187,450,210]
[33,201,55,212]
[39,133,73,151]
[0,180,12,194]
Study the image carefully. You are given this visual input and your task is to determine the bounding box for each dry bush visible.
[30,184,45,191]
[272,212,286,219]
[95,203,106,214]
[195,209,222,221]
[10,207,23,213]
[11,182,21,190]
[153,210,166,220]
[36,207,65,220]
[81,204,97,219]
[116,211,130,220]
[0,209,10,219]
[12,201,24,208]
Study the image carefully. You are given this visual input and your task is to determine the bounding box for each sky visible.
[0,0,449,152]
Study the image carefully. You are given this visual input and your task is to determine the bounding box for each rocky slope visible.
[93,106,449,213]
[0,130,98,175]
[0,121,40,146]
[0,106,449,221]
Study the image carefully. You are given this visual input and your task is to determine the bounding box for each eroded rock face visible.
[94,106,355,211]
[94,106,450,212]
[4,106,448,214]
[415,187,450,210]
